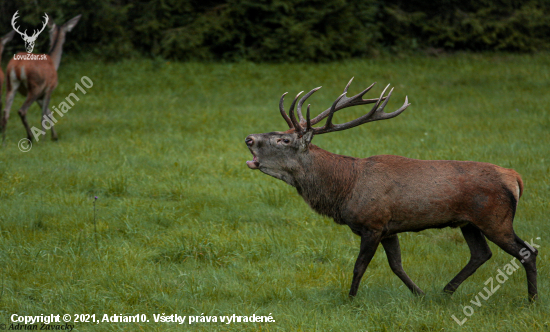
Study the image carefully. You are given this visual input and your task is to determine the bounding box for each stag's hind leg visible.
[381,235,424,295]
[482,230,538,301]
[443,223,492,295]
[473,184,537,301]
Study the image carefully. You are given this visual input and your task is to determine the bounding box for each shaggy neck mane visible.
[293,145,360,223]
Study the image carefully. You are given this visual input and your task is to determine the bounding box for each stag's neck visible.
[293,145,360,222]
[48,32,66,71]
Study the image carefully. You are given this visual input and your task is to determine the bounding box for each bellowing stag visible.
[245,78,537,301]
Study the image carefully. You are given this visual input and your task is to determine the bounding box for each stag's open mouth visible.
[246,152,260,169]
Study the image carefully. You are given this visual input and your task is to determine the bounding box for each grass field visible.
[0,53,548,331]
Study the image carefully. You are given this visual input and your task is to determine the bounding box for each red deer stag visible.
[0,30,16,112]
[245,78,537,301]
[1,13,81,142]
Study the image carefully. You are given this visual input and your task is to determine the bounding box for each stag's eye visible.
[277,138,291,144]
[277,138,290,144]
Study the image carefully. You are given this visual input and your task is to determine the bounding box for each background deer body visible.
[0,30,16,113]
[245,79,537,301]
[1,14,81,142]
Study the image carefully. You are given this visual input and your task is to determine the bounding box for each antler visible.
[296,87,321,125]
[311,84,409,135]
[279,90,309,135]
[278,78,410,136]
[279,92,293,128]
[31,13,49,38]
[309,77,388,126]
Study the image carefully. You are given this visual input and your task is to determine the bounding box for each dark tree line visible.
[1,0,549,61]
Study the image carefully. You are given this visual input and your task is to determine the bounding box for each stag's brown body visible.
[245,79,537,301]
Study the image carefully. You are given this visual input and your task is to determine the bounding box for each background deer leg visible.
[1,81,20,142]
[381,235,424,295]
[349,230,381,297]
[443,223,492,294]
[17,94,39,141]
[37,95,57,141]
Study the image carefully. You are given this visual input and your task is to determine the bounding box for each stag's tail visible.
[516,173,524,199]
[497,168,523,221]
[500,167,523,202]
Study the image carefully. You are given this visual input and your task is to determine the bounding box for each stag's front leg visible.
[381,234,425,296]
[349,230,382,297]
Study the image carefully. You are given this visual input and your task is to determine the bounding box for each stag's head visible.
[11,11,48,53]
[245,78,410,183]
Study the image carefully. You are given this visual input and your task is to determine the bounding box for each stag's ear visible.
[299,131,313,151]
[63,15,81,32]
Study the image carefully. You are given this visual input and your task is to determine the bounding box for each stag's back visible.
[342,155,522,234]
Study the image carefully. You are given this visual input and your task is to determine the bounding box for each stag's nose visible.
[245,136,254,147]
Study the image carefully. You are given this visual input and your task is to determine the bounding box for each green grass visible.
[0,53,549,331]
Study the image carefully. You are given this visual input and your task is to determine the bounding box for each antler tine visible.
[306,104,312,131]
[288,91,304,134]
[342,77,354,94]
[279,92,293,129]
[366,87,410,121]
[357,84,391,121]
[320,92,347,131]
[378,94,409,119]
[310,80,384,126]
[313,84,410,135]
[296,86,321,125]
